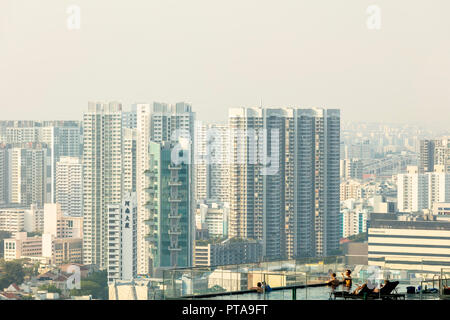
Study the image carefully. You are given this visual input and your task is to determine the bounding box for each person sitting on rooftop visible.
[373,280,389,293]
[326,273,341,288]
[262,281,272,292]
[251,282,264,293]
[352,282,374,295]
[341,270,352,289]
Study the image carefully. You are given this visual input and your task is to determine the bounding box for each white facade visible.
[135,103,152,275]
[136,102,195,275]
[194,123,230,204]
[228,107,340,259]
[369,215,450,273]
[8,144,52,207]
[0,206,43,237]
[341,209,368,238]
[397,166,450,212]
[195,202,229,238]
[56,157,83,217]
[107,193,137,283]
[82,102,123,268]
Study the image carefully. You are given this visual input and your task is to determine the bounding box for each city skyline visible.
[2,1,450,306]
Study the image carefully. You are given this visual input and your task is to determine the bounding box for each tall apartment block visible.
[1,122,82,203]
[56,157,83,217]
[369,213,450,273]
[228,107,340,260]
[136,102,195,275]
[7,143,52,207]
[194,123,230,203]
[107,192,138,283]
[193,238,263,267]
[82,102,123,269]
[397,165,450,212]
[0,205,44,236]
[194,122,209,202]
[146,141,193,270]
[122,105,137,129]
[123,128,137,193]
[419,139,450,174]
[0,145,8,204]
[136,103,152,275]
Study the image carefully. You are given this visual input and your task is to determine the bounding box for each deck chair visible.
[371,281,405,300]
[332,283,375,300]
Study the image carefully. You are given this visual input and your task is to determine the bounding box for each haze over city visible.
[1,0,450,125]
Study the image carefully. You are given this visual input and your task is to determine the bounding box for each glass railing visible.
[154,255,450,300]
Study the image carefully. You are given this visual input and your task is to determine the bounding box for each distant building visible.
[193,238,263,267]
[195,201,229,239]
[146,141,193,270]
[41,203,83,265]
[108,279,153,300]
[432,202,450,220]
[340,158,363,180]
[373,195,397,214]
[3,232,42,261]
[0,205,43,236]
[369,213,450,273]
[341,209,368,238]
[340,180,362,201]
[42,235,82,265]
[82,102,123,269]
[135,102,195,275]
[122,105,137,129]
[194,123,230,203]
[107,193,138,284]
[228,107,341,260]
[397,165,450,212]
[342,242,368,265]
[7,143,52,207]
[0,145,8,204]
[43,203,82,239]
[419,138,450,174]
[56,157,83,217]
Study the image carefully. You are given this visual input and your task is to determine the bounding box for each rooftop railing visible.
[158,255,450,300]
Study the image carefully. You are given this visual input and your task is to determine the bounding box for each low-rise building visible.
[0,205,43,236]
[4,232,42,261]
[368,213,450,273]
[193,238,263,267]
[108,279,153,300]
[195,201,229,238]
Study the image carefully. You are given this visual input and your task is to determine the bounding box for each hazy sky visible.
[1,0,450,124]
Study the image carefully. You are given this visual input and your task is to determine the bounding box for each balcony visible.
[168,164,182,170]
[144,218,157,227]
[168,180,182,186]
[145,201,157,209]
[168,213,182,219]
[168,197,182,203]
[145,234,158,245]
[168,245,182,252]
[168,228,182,236]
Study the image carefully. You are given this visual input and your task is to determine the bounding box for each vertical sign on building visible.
[121,192,136,281]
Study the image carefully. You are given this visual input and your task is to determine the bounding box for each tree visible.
[23,261,40,279]
[70,270,108,300]
[0,260,25,290]
[38,284,62,295]
[346,232,368,243]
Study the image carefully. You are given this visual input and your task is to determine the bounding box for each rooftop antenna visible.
[259,98,263,108]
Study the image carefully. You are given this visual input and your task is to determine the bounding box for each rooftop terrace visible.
[159,256,450,300]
